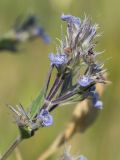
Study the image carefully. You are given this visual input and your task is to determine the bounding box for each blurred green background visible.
[0,0,119,160]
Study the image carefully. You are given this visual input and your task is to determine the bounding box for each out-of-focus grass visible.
[0,0,119,160]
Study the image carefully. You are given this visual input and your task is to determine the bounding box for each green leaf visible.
[29,88,45,120]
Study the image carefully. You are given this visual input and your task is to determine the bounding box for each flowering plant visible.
[1,14,107,160]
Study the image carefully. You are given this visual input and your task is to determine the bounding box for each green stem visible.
[0,135,22,160]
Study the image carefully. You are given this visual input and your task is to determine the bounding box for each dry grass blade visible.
[15,147,23,160]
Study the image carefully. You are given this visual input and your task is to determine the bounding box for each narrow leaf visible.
[29,88,45,120]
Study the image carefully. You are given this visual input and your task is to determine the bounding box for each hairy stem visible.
[46,73,60,100]
[44,65,53,97]
[0,135,22,160]
[52,89,78,104]
[48,77,63,100]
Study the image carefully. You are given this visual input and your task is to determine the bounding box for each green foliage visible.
[29,88,46,120]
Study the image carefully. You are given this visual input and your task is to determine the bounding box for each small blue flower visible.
[61,14,72,21]
[94,100,103,109]
[33,27,51,44]
[33,27,44,36]
[86,91,103,109]
[49,53,68,66]
[42,34,51,44]
[78,76,93,87]
[61,14,81,28]
[83,86,103,109]
[37,109,53,127]
[92,92,102,108]
[79,155,88,160]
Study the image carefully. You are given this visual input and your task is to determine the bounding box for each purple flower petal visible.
[78,76,93,87]
[61,14,73,21]
[32,27,51,44]
[38,109,53,127]
[90,92,103,109]
[61,14,81,28]
[79,155,88,160]
[42,34,51,44]
[49,53,68,66]
[33,27,44,36]
[94,100,103,109]
[83,89,103,109]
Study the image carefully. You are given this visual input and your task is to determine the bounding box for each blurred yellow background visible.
[0,0,119,160]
